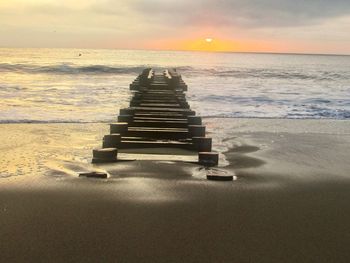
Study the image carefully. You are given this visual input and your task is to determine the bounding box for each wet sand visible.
[1,118,350,262]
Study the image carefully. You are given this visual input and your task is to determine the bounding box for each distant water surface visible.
[0,48,349,122]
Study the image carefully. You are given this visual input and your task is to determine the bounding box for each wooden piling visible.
[198,152,219,167]
[103,134,121,148]
[110,123,128,134]
[92,148,118,163]
[192,137,212,152]
[188,125,206,137]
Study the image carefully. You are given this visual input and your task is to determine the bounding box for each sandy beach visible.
[1,118,350,262]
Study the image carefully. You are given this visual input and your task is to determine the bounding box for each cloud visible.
[114,0,350,28]
[0,0,349,53]
[3,0,350,30]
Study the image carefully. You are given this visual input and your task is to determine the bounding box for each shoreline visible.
[1,116,350,124]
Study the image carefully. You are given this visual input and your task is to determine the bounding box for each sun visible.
[159,37,244,52]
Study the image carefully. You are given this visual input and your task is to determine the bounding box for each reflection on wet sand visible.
[1,119,350,262]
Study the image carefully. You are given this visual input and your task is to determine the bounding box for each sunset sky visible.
[1,0,350,54]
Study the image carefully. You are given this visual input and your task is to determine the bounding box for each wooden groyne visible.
[92,68,219,168]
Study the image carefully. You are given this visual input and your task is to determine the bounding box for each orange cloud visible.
[146,37,275,53]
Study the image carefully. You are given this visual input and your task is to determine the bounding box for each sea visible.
[0,48,349,123]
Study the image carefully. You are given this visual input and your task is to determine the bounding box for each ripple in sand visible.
[229,145,260,153]
[223,143,266,170]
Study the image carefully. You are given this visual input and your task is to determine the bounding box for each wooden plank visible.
[124,129,189,140]
[133,116,187,121]
[131,107,195,115]
[130,120,188,128]
[134,113,187,118]
[119,140,193,150]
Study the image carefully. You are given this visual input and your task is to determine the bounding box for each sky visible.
[0,0,350,54]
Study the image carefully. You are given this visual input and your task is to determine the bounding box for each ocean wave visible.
[0,63,148,75]
[0,84,27,91]
[194,95,274,104]
[0,119,95,124]
[1,112,349,124]
[0,63,348,81]
[199,111,350,119]
[178,67,349,81]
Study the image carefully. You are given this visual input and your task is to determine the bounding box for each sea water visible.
[0,48,349,122]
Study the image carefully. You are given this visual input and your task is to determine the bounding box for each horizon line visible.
[0,46,349,57]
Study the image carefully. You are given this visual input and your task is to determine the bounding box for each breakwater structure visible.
[90,68,231,181]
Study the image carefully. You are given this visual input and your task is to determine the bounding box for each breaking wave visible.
[0,63,348,81]
[179,67,349,81]
[0,63,148,75]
